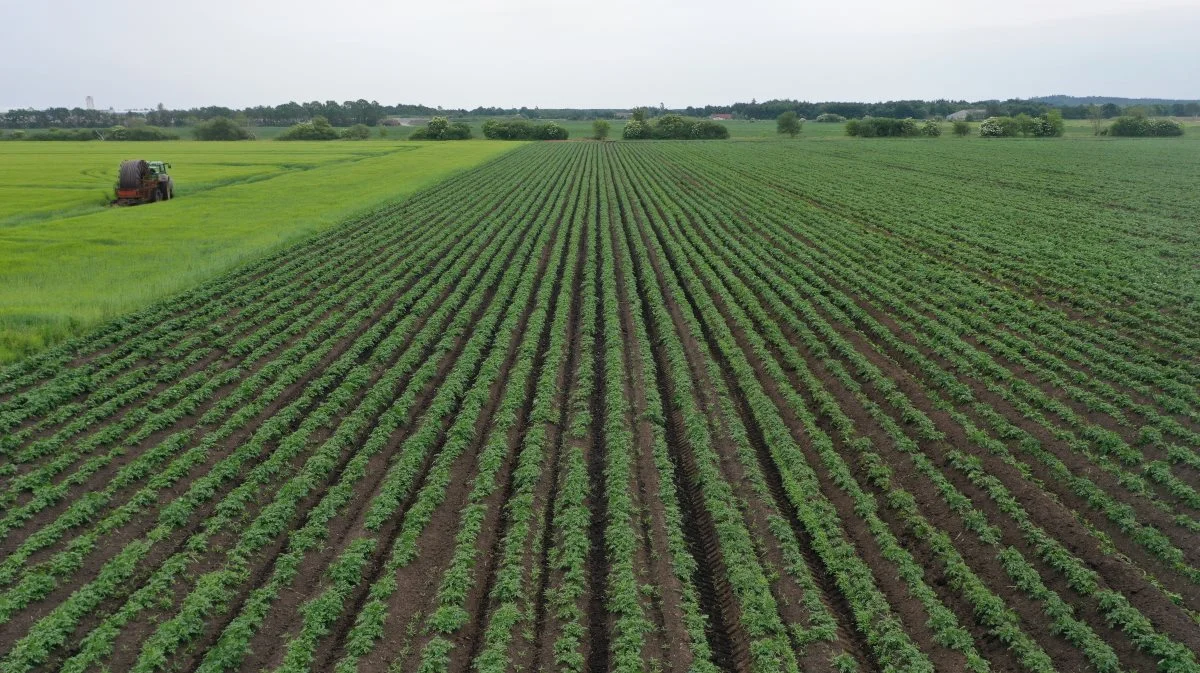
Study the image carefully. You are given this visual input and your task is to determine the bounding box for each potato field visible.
[0,140,1197,673]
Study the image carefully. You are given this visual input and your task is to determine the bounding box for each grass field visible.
[0,140,518,361]
[0,139,1196,673]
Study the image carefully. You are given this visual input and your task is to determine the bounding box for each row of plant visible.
[0,148,563,672]
[0,152,523,471]
[634,147,1140,672]
[734,189,1200,574]
[687,142,1200,391]
[674,144,1200,493]
[611,148,870,672]
[648,141,1200,667]
[620,145,1006,670]
[122,147,574,673]
[0,170,519,602]
[602,145,724,672]
[710,141,1200,366]
[314,149,588,673]
[260,195,564,673]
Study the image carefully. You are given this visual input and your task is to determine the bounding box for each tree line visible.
[4,97,1197,130]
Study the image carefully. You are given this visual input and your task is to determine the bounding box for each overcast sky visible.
[2,0,1197,110]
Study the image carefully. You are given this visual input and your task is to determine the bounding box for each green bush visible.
[981,112,1063,138]
[193,117,253,141]
[845,117,918,137]
[815,113,846,123]
[952,120,972,136]
[920,120,942,137]
[277,116,340,140]
[1107,116,1184,137]
[689,120,729,139]
[592,119,610,140]
[106,126,179,141]
[622,119,651,140]
[479,119,566,140]
[777,111,803,138]
[341,124,371,140]
[621,115,728,140]
[410,117,472,140]
[980,117,1019,137]
[25,128,98,141]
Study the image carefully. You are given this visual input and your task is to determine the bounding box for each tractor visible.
[113,159,174,205]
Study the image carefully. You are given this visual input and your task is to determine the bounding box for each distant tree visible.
[1087,105,1103,135]
[427,116,449,138]
[952,120,971,136]
[631,107,649,122]
[193,116,252,141]
[378,126,388,138]
[592,119,610,140]
[815,113,845,123]
[776,111,802,138]
[1100,103,1121,119]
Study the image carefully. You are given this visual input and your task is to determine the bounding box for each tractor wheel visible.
[150,189,161,203]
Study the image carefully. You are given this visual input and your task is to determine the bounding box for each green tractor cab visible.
[113,159,175,205]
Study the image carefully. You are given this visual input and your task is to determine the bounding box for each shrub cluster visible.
[979,112,1064,138]
[920,120,942,137]
[845,117,919,137]
[193,117,253,141]
[1,126,178,141]
[1105,116,1184,137]
[481,119,567,140]
[277,116,340,141]
[410,116,473,140]
[340,124,372,140]
[815,113,846,123]
[622,114,729,140]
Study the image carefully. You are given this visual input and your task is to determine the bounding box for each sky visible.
[1,0,1197,110]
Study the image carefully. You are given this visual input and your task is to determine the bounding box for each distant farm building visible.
[381,117,429,126]
[710,113,733,120]
[946,109,987,122]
